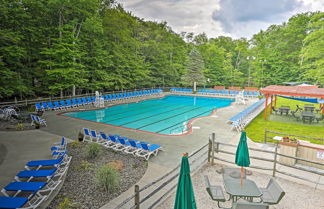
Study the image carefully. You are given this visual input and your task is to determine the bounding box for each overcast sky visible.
[118,0,324,39]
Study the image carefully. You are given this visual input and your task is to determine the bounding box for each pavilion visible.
[260,85,324,120]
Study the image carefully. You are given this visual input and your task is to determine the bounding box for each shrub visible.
[95,165,120,192]
[77,160,93,171]
[70,140,81,148]
[58,197,80,209]
[85,143,101,159]
[107,160,124,172]
[16,123,24,131]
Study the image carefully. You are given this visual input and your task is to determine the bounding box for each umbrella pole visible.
[240,167,244,186]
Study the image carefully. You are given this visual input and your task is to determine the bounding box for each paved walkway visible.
[0,93,255,209]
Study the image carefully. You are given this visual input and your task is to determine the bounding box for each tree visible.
[182,48,206,87]
[301,12,324,86]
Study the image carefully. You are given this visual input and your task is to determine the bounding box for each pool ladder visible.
[170,123,188,134]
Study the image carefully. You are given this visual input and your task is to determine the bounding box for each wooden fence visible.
[208,134,324,187]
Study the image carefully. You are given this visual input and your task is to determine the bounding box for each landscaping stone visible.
[47,142,147,209]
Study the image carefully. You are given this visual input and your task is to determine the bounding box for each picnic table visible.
[301,111,315,123]
[304,105,315,112]
[278,106,290,115]
[223,178,262,203]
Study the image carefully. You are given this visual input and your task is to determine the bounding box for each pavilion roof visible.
[260,85,324,98]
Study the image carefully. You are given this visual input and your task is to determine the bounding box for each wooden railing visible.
[208,133,324,187]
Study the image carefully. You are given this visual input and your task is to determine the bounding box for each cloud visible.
[213,0,302,33]
[118,0,324,39]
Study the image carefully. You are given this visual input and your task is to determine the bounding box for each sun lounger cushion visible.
[0,196,28,209]
[16,169,57,178]
[4,182,47,193]
[26,156,63,167]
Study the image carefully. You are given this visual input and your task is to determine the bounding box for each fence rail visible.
[208,136,324,187]
[264,129,324,144]
[114,142,208,209]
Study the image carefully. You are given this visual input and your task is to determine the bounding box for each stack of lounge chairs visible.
[197,89,260,97]
[83,128,163,160]
[170,88,193,93]
[0,137,71,209]
[35,89,163,111]
[228,98,266,131]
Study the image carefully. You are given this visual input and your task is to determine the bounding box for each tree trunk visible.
[72,85,76,97]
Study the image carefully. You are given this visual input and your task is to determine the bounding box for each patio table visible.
[301,111,315,123]
[304,105,315,112]
[278,106,290,116]
[223,178,262,203]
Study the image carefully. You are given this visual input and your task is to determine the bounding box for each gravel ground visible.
[158,163,324,209]
[47,142,148,209]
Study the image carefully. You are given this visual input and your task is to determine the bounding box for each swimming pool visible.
[64,95,234,135]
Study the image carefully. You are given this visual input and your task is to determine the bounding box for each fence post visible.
[273,144,278,177]
[208,138,211,163]
[135,185,140,209]
[211,132,215,165]
[264,128,267,144]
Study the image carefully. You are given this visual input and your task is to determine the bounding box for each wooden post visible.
[135,185,140,209]
[264,128,267,144]
[274,95,277,107]
[211,132,215,165]
[273,144,278,177]
[269,95,273,114]
[208,139,211,163]
[263,94,269,120]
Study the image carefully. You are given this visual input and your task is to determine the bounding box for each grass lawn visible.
[245,96,324,144]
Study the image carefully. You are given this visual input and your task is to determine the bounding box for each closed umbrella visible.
[174,153,197,209]
[235,131,250,186]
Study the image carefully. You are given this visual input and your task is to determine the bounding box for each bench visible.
[233,201,269,209]
[259,178,285,205]
[204,175,226,208]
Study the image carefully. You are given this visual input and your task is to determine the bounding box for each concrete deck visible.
[0,94,256,208]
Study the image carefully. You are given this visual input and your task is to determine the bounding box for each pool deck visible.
[0,93,257,208]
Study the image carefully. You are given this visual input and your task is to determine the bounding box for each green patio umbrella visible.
[174,153,197,209]
[235,131,250,186]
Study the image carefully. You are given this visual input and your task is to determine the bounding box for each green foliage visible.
[58,197,80,209]
[16,123,24,131]
[0,0,322,100]
[95,165,120,192]
[85,143,101,159]
[70,140,81,148]
[182,48,206,86]
[77,160,93,171]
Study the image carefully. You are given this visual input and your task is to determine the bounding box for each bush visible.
[95,165,120,193]
[70,140,81,148]
[107,160,124,172]
[85,143,101,159]
[16,123,24,131]
[77,160,93,171]
[58,197,80,209]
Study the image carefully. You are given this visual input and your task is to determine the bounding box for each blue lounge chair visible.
[53,101,63,110]
[82,98,89,105]
[65,99,75,108]
[47,102,57,110]
[15,169,57,182]
[71,99,79,107]
[0,196,47,209]
[87,97,93,104]
[115,137,131,151]
[25,155,71,170]
[83,128,91,142]
[90,130,100,142]
[50,137,66,151]
[2,180,62,199]
[59,101,69,109]
[35,103,43,112]
[77,98,84,106]
[99,132,113,147]
[30,115,47,127]
[136,143,162,160]
[41,102,49,111]
[125,139,142,154]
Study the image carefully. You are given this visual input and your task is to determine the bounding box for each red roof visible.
[260,85,324,98]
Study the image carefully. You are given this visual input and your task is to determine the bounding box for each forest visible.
[0,0,323,99]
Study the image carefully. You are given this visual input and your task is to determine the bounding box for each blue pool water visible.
[64,95,234,135]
